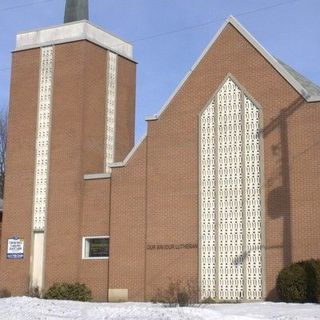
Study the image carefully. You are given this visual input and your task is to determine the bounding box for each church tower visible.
[2,0,320,302]
[0,0,136,297]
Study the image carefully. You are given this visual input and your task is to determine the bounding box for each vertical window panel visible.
[105,52,117,173]
[33,46,54,231]
[200,77,262,301]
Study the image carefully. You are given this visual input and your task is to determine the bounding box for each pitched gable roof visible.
[146,16,320,123]
[224,17,320,103]
[111,16,320,168]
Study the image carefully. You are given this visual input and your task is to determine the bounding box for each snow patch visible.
[0,297,319,320]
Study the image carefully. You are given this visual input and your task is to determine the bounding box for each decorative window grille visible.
[105,52,118,173]
[32,46,54,231]
[200,99,216,299]
[244,95,263,300]
[200,77,262,301]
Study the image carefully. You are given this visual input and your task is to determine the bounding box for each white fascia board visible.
[108,162,125,168]
[145,115,158,121]
[307,95,320,102]
[226,16,315,101]
[154,70,192,119]
[109,134,147,168]
[151,16,318,121]
[15,20,135,61]
[154,18,237,119]
[84,173,111,180]
[152,20,230,119]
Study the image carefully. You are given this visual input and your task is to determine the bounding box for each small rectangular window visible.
[82,236,109,259]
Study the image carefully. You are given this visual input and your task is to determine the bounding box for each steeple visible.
[64,0,89,23]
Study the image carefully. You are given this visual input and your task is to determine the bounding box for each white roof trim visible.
[104,16,320,170]
[308,95,320,103]
[17,20,132,45]
[149,16,319,121]
[154,70,192,119]
[108,162,124,168]
[109,134,147,168]
[14,20,135,61]
[145,115,158,121]
[149,19,230,119]
[84,173,111,180]
[228,16,317,102]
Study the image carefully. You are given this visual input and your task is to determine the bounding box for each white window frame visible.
[82,236,110,260]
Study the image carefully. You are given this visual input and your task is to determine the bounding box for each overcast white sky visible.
[0,0,319,140]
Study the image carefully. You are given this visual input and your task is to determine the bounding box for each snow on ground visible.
[0,297,319,320]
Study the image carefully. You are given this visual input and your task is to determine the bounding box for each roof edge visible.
[93,17,320,171]
[109,134,147,168]
[307,95,320,103]
[226,16,318,101]
[150,16,319,120]
[145,115,158,121]
[14,20,135,61]
[16,20,132,46]
[83,173,111,180]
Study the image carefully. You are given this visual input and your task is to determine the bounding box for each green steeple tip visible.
[64,0,89,23]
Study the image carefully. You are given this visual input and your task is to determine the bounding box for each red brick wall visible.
[0,212,2,255]
[114,56,136,162]
[82,42,107,173]
[109,140,147,301]
[1,39,136,299]
[145,116,199,299]
[108,23,320,301]
[2,22,320,302]
[45,41,90,288]
[0,49,40,295]
[44,40,136,296]
[79,178,110,301]
[288,101,320,263]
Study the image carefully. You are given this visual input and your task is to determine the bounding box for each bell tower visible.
[0,0,136,297]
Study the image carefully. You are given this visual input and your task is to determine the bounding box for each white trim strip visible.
[32,46,54,232]
[109,133,147,168]
[105,52,118,173]
[227,17,317,102]
[145,115,158,121]
[308,96,320,102]
[84,173,111,180]
[15,21,134,61]
[31,45,54,293]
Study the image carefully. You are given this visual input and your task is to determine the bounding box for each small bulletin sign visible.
[7,236,24,259]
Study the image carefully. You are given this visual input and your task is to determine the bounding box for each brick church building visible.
[1,0,320,302]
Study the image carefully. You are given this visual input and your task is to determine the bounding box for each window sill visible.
[82,257,109,260]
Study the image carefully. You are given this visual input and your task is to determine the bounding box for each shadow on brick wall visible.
[262,97,305,300]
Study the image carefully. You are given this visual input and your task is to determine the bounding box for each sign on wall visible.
[7,237,24,259]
